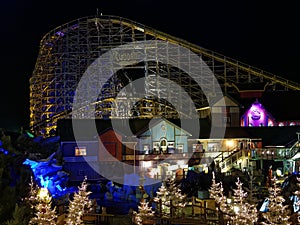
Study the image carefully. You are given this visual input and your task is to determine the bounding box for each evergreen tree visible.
[168,178,186,217]
[153,178,186,218]
[5,203,31,225]
[65,176,92,225]
[209,171,225,205]
[28,187,57,225]
[26,176,39,207]
[153,180,170,216]
[133,198,155,225]
[261,176,291,225]
[0,131,34,224]
[5,177,37,225]
[219,177,258,225]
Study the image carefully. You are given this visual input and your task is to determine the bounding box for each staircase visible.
[203,148,245,173]
[218,148,245,173]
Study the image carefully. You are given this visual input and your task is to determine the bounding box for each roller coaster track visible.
[37,14,300,91]
[109,16,300,91]
[30,15,300,135]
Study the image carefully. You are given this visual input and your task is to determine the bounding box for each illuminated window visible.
[208,142,220,151]
[177,144,184,153]
[75,146,87,156]
[168,142,175,153]
[193,144,203,152]
[268,120,274,126]
[160,138,168,153]
[143,144,150,154]
[153,142,160,153]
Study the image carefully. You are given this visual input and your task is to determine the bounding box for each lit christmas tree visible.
[261,176,291,225]
[133,198,155,225]
[153,180,170,217]
[27,176,39,208]
[153,178,186,218]
[168,178,187,218]
[209,171,226,205]
[65,176,92,225]
[28,187,57,225]
[219,177,258,225]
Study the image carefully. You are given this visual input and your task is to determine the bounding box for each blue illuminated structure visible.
[1,137,74,198]
[23,153,75,199]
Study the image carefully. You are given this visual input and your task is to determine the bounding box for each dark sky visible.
[0,0,299,131]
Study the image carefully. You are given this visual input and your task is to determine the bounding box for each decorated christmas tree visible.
[133,198,155,225]
[26,176,39,208]
[261,176,291,225]
[168,178,187,217]
[219,177,258,224]
[65,176,92,225]
[209,171,226,205]
[153,180,170,216]
[28,187,57,225]
[153,178,186,218]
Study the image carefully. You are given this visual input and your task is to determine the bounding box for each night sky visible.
[0,0,299,131]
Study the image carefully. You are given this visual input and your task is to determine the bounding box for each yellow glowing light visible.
[276,169,282,177]
[38,188,51,203]
[226,140,234,148]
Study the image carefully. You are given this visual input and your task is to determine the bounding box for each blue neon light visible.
[23,155,74,199]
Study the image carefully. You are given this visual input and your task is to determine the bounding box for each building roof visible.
[134,118,192,137]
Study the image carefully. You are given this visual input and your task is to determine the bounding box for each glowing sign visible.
[248,102,266,126]
[241,99,276,127]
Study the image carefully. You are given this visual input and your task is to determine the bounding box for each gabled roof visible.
[135,118,192,137]
[212,94,241,107]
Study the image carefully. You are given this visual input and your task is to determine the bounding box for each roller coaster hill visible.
[28,14,300,138]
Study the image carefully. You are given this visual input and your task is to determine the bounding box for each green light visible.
[26,130,35,138]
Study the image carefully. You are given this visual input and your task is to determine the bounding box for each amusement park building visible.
[29,15,300,181]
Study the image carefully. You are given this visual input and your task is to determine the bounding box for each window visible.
[143,144,150,154]
[168,142,175,153]
[193,144,203,152]
[75,146,87,156]
[153,142,160,154]
[208,142,220,151]
[177,144,184,153]
[160,138,168,153]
